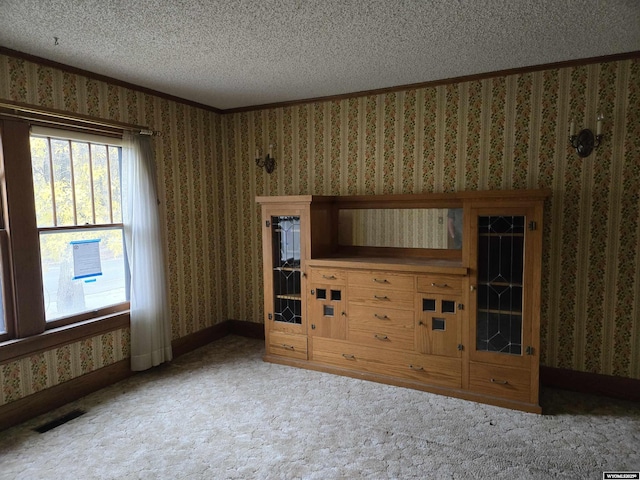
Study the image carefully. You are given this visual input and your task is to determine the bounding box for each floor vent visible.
[34,409,86,433]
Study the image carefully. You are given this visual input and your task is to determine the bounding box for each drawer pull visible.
[281,344,295,351]
[409,365,424,371]
[374,295,390,301]
[490,378,509,385]
[342,353,356,360]
[322,275,337,280]
[374,314,389,320]
[431,282,449,288]
[373,278,389,284]
[374,334,389,341]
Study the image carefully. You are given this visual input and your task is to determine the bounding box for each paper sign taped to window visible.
[71,239,103,280]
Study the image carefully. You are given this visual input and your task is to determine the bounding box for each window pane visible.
[30,137,55,227]
[109,146,122,223]
[72,142,93,225]
[40,228,128,321]
[91,144,111,224]
[31,136,122,228]
[51,139,74,226]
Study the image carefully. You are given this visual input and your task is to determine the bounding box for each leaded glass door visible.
[262,206,308,336]
[272,215,302,324]
[469,207,535,368]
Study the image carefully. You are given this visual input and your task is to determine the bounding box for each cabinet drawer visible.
[310,268,347,285]
[311,338,461,388]
[349,286,415,309]
[348,271,415,290]
[349,304,414,329]
[469,362,531,403]
[416,274,464,295]
[348,322,415,351]
[268,332,308,360]
[401,351,462,388]
[312,337,387,370]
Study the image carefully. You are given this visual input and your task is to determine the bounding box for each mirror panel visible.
[338,208,463,250]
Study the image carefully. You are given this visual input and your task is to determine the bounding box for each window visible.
[29,129,129,325]
[0,119,130,345]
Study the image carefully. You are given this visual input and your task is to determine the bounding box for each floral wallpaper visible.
[0,52,638,410]
[220,58,640,380]
[0,328,129,405]
[337,209,449,249]
[0,53,226,406]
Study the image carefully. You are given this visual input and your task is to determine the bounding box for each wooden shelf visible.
[479,233,525,237]
[478,281,523,288]
[274,267,301,272]
[478,308,522,316]
[276,293,302,301]
[307,257,468,275]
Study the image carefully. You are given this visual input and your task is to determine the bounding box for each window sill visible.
[0,311,130,363]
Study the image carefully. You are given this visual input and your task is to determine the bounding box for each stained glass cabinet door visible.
[469,206,540,369]
[271,215,303,327]
[261,205,308,336]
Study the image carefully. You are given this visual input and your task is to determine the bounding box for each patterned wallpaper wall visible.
[337,208,450,248]
[0,52,638,410]
[221,58,640,379]
[1,329,129,405]
[0,52,226,406]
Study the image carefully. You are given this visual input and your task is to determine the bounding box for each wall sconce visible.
[569,114,604,158]
[255,144,276,174]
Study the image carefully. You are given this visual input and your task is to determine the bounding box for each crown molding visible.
[2,46,638,115]
[0,46,224,115]
[225,51,640,113]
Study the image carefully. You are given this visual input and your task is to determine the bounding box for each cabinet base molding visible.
[264,355,542,414]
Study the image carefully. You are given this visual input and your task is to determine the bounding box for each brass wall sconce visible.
[255,144,276,174]
[569,114,604,158]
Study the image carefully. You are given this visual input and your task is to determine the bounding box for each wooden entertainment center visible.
[257,190,550,413]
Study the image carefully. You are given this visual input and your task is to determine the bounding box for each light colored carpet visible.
[0,335,638,479]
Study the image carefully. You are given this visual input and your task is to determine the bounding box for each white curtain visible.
[122,132,172,371]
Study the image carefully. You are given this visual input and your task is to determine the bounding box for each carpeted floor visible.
[0,335,638,479]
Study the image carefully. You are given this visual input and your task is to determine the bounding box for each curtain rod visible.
[0,100,161,136]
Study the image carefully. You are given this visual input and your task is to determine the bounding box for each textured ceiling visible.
[0,0,639,110]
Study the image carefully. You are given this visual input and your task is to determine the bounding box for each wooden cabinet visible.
[258,196,336,359]
[467,203,544,407]
[257,190,548,413]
